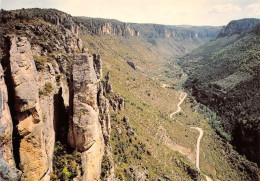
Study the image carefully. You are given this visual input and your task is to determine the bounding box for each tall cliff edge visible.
[0,8,118,180]
[218,18,260,37]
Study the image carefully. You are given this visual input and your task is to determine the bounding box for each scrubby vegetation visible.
[1,8,258,180]
[33,55,57,71]
[180,23,260,165]
[82,28,260,179]
[86,32,260,179]
[0,134,11,145]
[39,82,54,97]
[51,141,82,181]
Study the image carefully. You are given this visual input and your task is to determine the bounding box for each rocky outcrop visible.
[130,23,221,39]
[122,116,136,137]
[101,72,124,112]
[110,94,125,112]
[102,72,113,94]
[97,82,115,181]
[5,35,57,180]
[0,159,22,181]
[0,65,15,167]
[93,54,102,79]
[14,8,80,36]
[0,9,114,180]
[68,53,104,180]
[218,18,260,37]
[9,36,39,112]
[74,17,139,36]
[129,167,149,181]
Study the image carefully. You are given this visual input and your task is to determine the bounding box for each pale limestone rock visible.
[9,36,39,113]
[98,84,111,144]
[0,65,15,167]
[68,53,104,180]
[93,54,102,80]
[0,159,22,181]
[8,36,53,180]
[98,79,116,180]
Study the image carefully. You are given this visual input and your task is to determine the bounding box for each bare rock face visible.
[98,79,116,181]
[218,18,260,37]
[0,10,116,181]
[0,159,22,181]
[8,36,54,180]
[9,36,39,112]
[110,94,125,112]
[93,54,102,80]
[74,17,139,36]
[98,85,111,145]
[0,65,15,167]
[68,53,104,180]
[129,167,148,181]
[103,72,113,95]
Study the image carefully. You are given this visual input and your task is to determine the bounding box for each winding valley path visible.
[190,127,203,170]
[170,92,187,118]
[170,92,213,181]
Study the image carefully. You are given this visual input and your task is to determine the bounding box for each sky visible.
[0,0,259,26]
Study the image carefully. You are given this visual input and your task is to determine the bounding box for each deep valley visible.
[0,8,259,181]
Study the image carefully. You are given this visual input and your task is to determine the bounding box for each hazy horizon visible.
[1,0,260,26]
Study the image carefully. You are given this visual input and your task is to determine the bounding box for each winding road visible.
[170,92,187,118]
[190,127,203,171]
[170,92,213,181]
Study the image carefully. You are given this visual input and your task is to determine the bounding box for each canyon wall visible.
[0,9,115,180]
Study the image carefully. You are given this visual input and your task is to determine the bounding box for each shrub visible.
[55,74,61,86]
[39,82,53,97]
[0,135,11,145]
[101,155,112,179]
[51,141,82,180]
[33,55,46,71]
[33,55,56,71]
[61,167,71,181]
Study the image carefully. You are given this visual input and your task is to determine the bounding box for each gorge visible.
[0,8,259,181]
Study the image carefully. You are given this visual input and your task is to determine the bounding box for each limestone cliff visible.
[8,35,52,180]
[0,64,22,181]
[75,17,139,36]
[0,8,114,181]
[68,53,104,180]
[218,18,260,37]
[0,64,15,167]
[130,23,221,39]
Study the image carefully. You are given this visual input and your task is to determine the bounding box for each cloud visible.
[245,4,260,16]
[209,4,241,13]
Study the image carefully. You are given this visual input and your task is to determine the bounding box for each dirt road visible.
[170,92,213,181]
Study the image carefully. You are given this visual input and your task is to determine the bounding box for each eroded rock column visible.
[8,36,50,180]
[68,53,104,180]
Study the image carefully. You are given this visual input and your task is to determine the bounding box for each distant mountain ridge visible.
[218,18,260,37]
[75,16,222,40]
[74,17,140,36]
[130,23,221,39]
